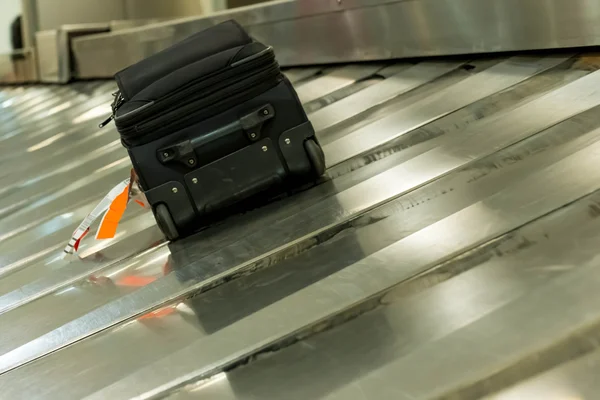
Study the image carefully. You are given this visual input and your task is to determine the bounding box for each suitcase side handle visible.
[157,103,275,168]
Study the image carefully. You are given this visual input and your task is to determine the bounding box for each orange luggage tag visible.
[95,179,131,240]
[63,169,148,258]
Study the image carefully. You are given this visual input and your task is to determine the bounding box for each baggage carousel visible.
[2,53,600,399]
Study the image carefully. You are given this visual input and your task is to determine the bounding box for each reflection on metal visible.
[0,213,160,314]
[282,67,322,84]
[166,188,600,400]
[323,55,571,166]
[71,0,600,78]
[8,62,600,376]
[488,349,600,400]
[295,64,385,104]
[3,51,600,399]
[88,142,600,399]
[310,61,465,132]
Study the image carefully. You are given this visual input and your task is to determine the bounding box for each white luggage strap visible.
[63,178,131,256]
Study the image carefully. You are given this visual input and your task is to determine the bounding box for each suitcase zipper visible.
[102,48,277,132]
[119,62,282,144]
[99,91,125,128]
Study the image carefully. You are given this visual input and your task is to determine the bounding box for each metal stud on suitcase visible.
[100,20,325,240]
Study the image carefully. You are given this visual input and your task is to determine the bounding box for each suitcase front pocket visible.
[184,138,286,214]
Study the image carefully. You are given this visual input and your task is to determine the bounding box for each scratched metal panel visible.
[71,0,600,77]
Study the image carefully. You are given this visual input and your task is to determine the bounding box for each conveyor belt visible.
[2,53,600,399]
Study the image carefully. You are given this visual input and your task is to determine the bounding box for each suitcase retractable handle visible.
[157,104,275,168]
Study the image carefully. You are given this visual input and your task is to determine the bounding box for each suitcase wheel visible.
[304,139,326,177]
[155,203,180,241]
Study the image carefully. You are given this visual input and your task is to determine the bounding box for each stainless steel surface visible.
[36,25,110,83]
[4,63,597,374]
[310,61,464,133]
[0,64,391,304]
[164,189,600,400]
[0,63,382,278]
[294,64,385,104]
[124,0,206,20]
[488,349,600,400]
[27,0,215,83]
[3,51,600,399]
[108,18,174,31]
[282,67,322,84]
[72,0,600,78]
[323,55,570,166]
[82,140,600,399]
[35,0,125,31]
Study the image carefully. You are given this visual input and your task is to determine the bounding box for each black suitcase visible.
[101,20,326,240]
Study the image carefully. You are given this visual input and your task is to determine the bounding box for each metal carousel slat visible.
[3,52,600,400]
[282,67,323,84]
[4,96,600,399]
[0,54,582,284]
[0,60,480,288]
[309,61,465,133]
[0,61,599,379]
[322,55,570,166]
[164,189,600,400]
[84,139,600,399]
[486,348,600,399]
[294,64,387,104]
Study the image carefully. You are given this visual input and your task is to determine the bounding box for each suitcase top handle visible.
[157,103,275,168]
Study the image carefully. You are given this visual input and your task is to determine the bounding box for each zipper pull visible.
[98,114,114,128]
[99,91,125,128]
